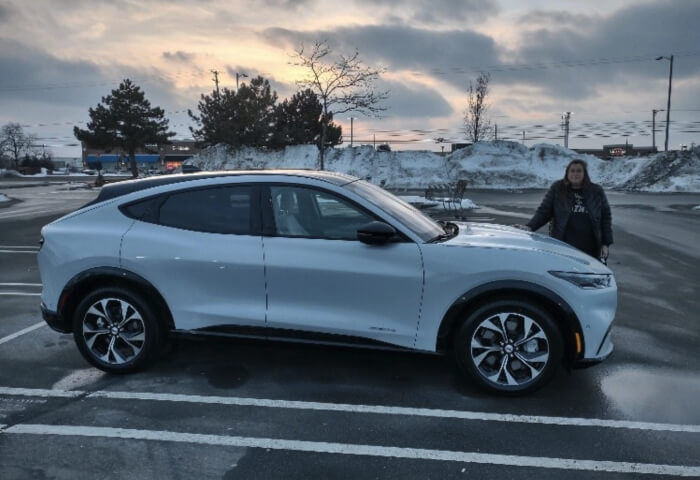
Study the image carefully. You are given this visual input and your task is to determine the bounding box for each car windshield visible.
[343,180,445,242]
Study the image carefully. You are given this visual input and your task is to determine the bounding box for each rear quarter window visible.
[158,186,253,235]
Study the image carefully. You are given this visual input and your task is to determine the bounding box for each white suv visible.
[38,171,616,394]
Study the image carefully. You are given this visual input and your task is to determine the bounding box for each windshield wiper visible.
[429,221,459,243]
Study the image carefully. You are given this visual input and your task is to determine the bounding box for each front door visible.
[262,184,423,348]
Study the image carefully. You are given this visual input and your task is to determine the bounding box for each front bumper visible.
[573,338,613,369]
[41,302,71,333]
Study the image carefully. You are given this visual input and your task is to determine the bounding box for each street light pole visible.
[350,117,354,147]
[652,108,664,150]
[562,112,572,148]
[656,55,674,152]
[236,72,248,91]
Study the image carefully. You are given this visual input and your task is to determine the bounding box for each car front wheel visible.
[72,287,163,373]
[453,299,563,395]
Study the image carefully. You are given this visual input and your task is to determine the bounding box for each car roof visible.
[85,170,359,206]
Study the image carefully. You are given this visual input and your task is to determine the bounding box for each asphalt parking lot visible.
[0,181,699,479]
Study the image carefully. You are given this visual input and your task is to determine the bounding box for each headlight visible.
[549,271,612,289]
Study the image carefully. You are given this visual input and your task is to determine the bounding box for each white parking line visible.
[2,424,699,476]
[0,246,40,250]
[0,322,46,346]
[0,386,698,433]
[0,283,42,287]
[0,250,39,254]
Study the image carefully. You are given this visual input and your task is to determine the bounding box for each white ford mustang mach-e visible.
[38,170,616,394]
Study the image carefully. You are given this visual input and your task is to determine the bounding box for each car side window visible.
[270,186,376,240]
[157,186,253,235]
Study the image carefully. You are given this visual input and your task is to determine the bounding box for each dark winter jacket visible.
[527,181,613,249]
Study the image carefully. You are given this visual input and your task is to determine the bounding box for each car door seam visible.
[119,219,137,268]
[261,234,269,326]
[413,243,426,349]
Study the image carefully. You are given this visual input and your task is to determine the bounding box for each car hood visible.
[441,222,610,272]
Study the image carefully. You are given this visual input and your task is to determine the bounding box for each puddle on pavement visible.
[601,365,700,423]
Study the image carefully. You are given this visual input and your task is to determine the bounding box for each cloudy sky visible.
[0,0,698,156]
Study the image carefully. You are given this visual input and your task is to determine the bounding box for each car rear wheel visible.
[72,287,164,373]
[453,299,563,395]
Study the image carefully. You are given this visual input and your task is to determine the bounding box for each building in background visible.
[82,140,200,172]
[574,143,658,159]
[52,157,83,171]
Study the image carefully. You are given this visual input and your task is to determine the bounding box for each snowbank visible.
[187,142,700,192]
[0,193,11,203]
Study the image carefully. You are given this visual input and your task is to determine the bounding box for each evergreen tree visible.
[74,79,174,178]
[270,89,342,149]
[189,76,278,149]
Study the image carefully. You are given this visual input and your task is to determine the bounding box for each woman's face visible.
[567,163,585,186]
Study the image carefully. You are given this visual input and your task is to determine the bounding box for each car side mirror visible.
[357,221,397,245]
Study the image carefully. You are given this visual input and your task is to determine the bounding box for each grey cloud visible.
[162,51,196,63]
[378,79,453,118]
[0,3,13,22]
[354,0,498,24]
[262,24,499,80]
[517,10,597,27]
[260,0,312,9]
[508,0,700,98]
[263,0,698,102]
[0,38,181,110]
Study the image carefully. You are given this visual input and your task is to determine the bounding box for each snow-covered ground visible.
[187,141,700,192]
[0,193,10,203]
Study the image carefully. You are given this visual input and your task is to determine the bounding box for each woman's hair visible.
[559,159,592,203]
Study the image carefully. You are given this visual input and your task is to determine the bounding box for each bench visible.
[425,180,468,214]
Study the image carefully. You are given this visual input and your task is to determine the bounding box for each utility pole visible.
[652,109,664,150]
[210,70,220,96]
[656,55,674,151]
[522,131,526,145]
[562,112,572,148]
[350,117,354,147]
[235,72,248,91]
[373,133,376,150]
[494,123,498,141]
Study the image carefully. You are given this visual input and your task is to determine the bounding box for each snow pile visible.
[188,142,700,192]
[0,169,22,178]
[616,148,700,192]
[0,193,11,203]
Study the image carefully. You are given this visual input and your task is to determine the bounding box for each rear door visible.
[261,183,424,348]
[120,184,266,331]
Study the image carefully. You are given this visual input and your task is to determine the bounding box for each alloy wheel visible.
[470,312,550,387]
[82,297,146,365]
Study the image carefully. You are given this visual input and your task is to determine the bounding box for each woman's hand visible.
[601,245,609,259]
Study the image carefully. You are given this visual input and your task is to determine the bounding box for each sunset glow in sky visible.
[0,0,698,155]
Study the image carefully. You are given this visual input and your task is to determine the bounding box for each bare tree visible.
[290,40,388,169]
[0,123,37,170]
[464,72,491,143]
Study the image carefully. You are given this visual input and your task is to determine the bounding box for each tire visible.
[72,286,164,374]
[453,299,563,395]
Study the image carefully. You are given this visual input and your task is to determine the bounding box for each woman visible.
[522,159,613,260]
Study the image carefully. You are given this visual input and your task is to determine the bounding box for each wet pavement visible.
[0,184,698,479]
